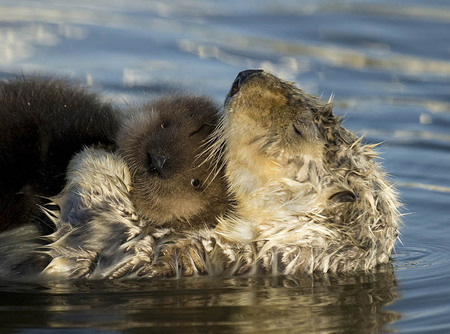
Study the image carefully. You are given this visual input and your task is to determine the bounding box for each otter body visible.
[40,95,230,279]
[0,77,119,233]
[147,70,400,277]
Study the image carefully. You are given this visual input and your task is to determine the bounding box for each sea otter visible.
[0,77,119,234]
[39,95,230,279]
[144,70,401,277]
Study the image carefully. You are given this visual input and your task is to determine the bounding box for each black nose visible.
[148,153,167,175]
[228,69,263,98]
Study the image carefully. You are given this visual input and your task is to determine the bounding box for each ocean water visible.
[1,0,450,333]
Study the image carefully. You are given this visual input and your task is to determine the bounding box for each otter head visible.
[214,70,398,262]
[216,70,357,219]
[209,70,399,273]
[117,95,229,228]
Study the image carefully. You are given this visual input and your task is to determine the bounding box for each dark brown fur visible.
[0,77,120,233]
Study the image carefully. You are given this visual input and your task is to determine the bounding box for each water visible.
[1,0,449,333]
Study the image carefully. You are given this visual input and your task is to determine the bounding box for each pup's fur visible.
[0,77,119,233]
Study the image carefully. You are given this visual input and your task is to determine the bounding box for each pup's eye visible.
[191,178,201,188]
[293,124,303,138]
[161,122,169,129]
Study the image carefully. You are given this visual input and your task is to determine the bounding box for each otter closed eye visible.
[329,191,357,203]
[292,124,303,138]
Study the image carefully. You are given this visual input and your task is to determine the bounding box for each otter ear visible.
[329,190,356,203]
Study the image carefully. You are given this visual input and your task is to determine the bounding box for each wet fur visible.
[0,77,119,233]
[40,148,153,279]
[146,70,401,277]
[38,95,230,279]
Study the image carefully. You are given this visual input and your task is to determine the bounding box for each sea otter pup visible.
[0,77,119,233]
[40,95,230,279]
[145,70,400,277]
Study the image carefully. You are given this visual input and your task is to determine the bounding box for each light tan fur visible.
[39,147,158,279]
[147,70,400,277]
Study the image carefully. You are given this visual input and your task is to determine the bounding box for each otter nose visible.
[229,69,263,97]
[148,153,167,174]
[236,69,263,85]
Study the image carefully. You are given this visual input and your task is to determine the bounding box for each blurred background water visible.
[1,0,449,333]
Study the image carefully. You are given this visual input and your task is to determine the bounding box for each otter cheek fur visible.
[208,70,400,274]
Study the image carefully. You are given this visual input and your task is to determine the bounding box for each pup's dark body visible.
[0,77,120,233]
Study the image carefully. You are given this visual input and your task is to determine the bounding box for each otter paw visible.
[43,249,98,279]
[107,235,154,279]
[144,239,207,278]
[108,253,152,279]
[278,246,310,274]
[233,244,256,275]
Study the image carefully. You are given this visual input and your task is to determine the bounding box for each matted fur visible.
[145,70,401,277]
[37,95,230,279]
[40,147,156,279]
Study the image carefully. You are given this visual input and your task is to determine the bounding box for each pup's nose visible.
[148,153,167,175]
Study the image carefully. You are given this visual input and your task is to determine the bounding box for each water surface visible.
[1,0,450,333]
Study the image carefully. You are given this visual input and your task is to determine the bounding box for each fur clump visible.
[38,95,230,280]
[146,70,401,277]
[0,224,51,280]
[0,77,119,233]
[40,147,153,279]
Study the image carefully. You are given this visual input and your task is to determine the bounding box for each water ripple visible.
[394,241,450,276]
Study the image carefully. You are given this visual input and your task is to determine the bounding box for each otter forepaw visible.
[108,253,152,279]
[42,249,98,279]
[144,239,207,278]
[233,244,256,275]
[107,235,154,279]
[278,246,310,274]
